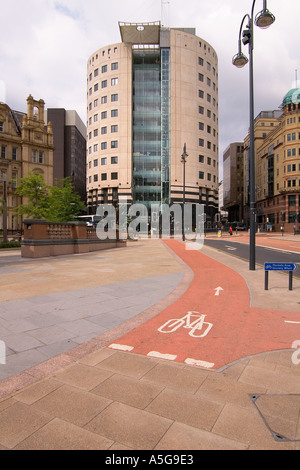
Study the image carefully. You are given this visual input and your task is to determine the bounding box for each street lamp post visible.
[181,143,188,241]
[1,173,8,244]
[232,0,275,271]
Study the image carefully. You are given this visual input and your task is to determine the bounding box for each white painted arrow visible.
[214,287,224,296]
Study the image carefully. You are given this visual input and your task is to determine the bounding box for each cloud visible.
[0,0,299,180]
[54,2,80,20]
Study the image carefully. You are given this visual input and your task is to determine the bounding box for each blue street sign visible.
[264,262,298,272]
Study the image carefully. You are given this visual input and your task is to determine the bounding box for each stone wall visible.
[21,219,125,258]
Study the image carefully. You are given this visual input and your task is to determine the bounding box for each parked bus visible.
[75,215,102,228]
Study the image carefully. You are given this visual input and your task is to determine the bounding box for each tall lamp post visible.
[1,173,8,244]
[181,143,188,241]
[232,0,275,270]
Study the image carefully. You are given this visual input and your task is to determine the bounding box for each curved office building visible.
[86,22,219,225]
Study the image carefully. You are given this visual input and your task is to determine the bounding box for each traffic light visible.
[242,29,251,46]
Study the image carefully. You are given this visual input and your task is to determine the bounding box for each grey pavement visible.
[0,273,183,380]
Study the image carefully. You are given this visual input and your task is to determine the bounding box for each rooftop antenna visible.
[161,0,170,28]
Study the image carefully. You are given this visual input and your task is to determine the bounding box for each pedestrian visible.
[281,225,284,236]
[229,226,233,236]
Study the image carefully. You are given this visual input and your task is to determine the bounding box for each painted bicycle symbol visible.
[158,311,213,338]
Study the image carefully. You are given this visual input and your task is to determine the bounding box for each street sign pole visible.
[264,262,298,291]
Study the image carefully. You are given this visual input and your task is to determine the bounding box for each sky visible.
[1,0,299,179]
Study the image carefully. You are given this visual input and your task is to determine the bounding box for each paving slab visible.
[0,238,299,450]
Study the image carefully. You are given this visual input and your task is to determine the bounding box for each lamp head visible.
[255,9,275,29]
[232,52,249,68]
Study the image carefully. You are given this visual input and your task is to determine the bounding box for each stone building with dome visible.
[243,83,300,232]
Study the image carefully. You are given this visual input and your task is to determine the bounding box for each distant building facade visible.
[222,142,244,223]
[86,22,219,226]
[45,109,86,202]
[0,95,53,234]
[243,84,300,232]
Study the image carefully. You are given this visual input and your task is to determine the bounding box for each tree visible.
[15,172,85,222]
[15,171,49,219]
[44,178,85,222]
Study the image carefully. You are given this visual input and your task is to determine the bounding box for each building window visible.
[93,159,98,167]
[12,171,17,188]
[94,83,98,92]
[198,57,204,66]
[199,155,204,163]
[111,125,118,133]
[94,114,98,122]
[199,106,204,115]
[39,151,44,164]
[93,144,98,152]
[94,129,98,137]
[198,73,204,82]
[111,156,118,164]
[101,142,107,150]
[101,157,107,165]
[101,126,107,135]
[199,90,204,98]
[101,80,107,88]
[94,68,99,77]
[102,65,107,73]
[93,174,98,182]
[199,122,204,130]
[32,150,37,163]
[199,139,204,147]
[94,99,98,107]
[199,171,204,179]
[111,94,118,102]
[1,145,6,158]
[101,96,107,104]
[101,111,107,119]
[111,109,118,117]
[111,78,118,86]
[111,140,118,148]
[101,173,107,181]
[111,62,118,70]
[111,172,118,180]
[0,122,3,132]
[12,148,17,160]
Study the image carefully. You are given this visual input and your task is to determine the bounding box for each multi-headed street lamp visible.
[232,0,275,270]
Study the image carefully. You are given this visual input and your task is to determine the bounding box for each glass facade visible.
[132,49,170,209]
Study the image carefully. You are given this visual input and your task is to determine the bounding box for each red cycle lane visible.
[107,239,299,370]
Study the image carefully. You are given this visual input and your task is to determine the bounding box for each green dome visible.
[282,88,300,107]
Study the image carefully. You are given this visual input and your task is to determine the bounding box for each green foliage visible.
[0,241,21,249]
[15,172,49,219]
[44,178,85,222]
[15,172,85,222]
